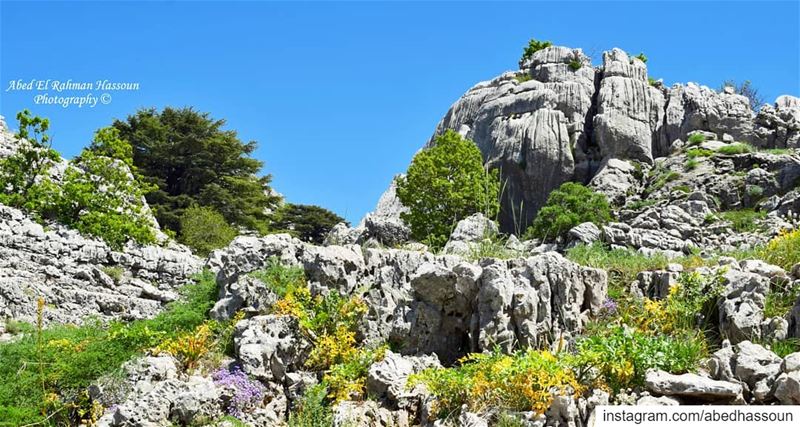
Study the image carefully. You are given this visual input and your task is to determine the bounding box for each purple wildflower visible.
[601,297,618,316]
[212,366,265,417]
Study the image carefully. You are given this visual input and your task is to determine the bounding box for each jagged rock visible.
[568,222,602,246]
[590,158,640,205]
[324,222,364,246]
[333,400,409,427]
[367,351,441,406]
[443,213,499,255]
[636,395,680,405]
[210,275,279,320]
[234,315,312,383]
[644,370,743,402]
[783,352,800,372]
[364,214,411,247]
[774,372,800,405]
[0,204,201,325]
[718,270,770,343]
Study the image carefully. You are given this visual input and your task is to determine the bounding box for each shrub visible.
[411,349,583,420]
[647,77,659,87]
[746,184,764,200]
[687,133,706,145]
[396,130,500,249]
[716,143,754,155]
[288,383,332,427]
[618,271,725,335]
[100,266,124,284]
[520,38,553,63]
[568,59,582,71]
[634,52,648,63]
[684,158,699,171]
[718,209,766,233]
[154,323,214,370]
[269,203,346,244]
[626,199,657,211]
[0,114,156,249]
[674,185,692,193]
[720,80,764,111]
[249,257,306,299]
[573,326,706,392]
[525,182,611,242]
[514,72,533,83]
[323,345,386,402]
[761,229,800,271]
[179,205,238,256]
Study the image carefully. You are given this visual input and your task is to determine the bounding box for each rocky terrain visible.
[1,44,800,427]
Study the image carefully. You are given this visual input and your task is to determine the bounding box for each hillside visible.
[0,44,799,427]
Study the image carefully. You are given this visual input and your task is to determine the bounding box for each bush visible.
[249,257,306,299]
[179,205,238,256]
[684,159,699,171]
[568,59,582,71]
[514,72,533,83]
[525,182,611,242]
[288,383,333,427]
[721,80,765,111]
[323,345,386,402]
[634,52,648,63]
[411,349,583,420]
[718,209,766,233]
[270,203,346,244]
[396,130,500,249]
[761,229,800,271]
[573,326,706,392]
[520,38,553,63]
[717,143,754,155]
[0,113,156,249]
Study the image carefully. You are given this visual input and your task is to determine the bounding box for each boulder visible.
[234,315,311,383]
[644,370,743,403]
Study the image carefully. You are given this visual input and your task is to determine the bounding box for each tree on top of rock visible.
[112,107,281,235]
[269,203,347,244]
[396,130,500,250]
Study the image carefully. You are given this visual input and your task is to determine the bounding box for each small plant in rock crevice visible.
[212,366,265,418]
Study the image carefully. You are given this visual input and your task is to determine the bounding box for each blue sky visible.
[1,1,798,225]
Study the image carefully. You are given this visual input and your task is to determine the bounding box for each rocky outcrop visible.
[210,233,606,364]
[0,205,201,325]
[380,45,800,232]
[645,370,744,403]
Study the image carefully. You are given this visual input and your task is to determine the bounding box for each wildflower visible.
[212,366,265,417]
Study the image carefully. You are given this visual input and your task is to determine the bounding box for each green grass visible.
[684,159,699,171]
[466,235,523,261]
[674,184,692,193]
[716,143,755,155]
[686,148,714,159]
[764,281,800,319]
[288,383,333,427]
[762,148,794,155]
[717,209,766,233]
[687,133,707,146]
[100,266,124,284]
[565,243,705,299]
[0,270,217,426]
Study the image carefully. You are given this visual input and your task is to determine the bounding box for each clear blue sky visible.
[2,1,798,225]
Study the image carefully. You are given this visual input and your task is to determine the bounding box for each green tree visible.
[525,182,611,242]
[520,38,553,64]
[178,205,238,256]
[396,130,500,249]
[0,114,156,248]
[112,107,280,234]
[0,110,61,208]
[270,203,347,244]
